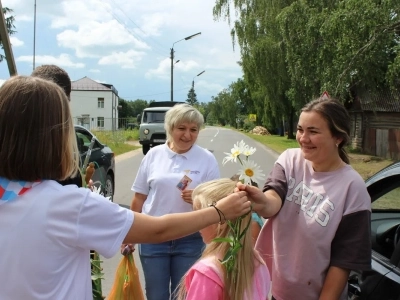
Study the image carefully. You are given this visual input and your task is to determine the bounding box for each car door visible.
[75,128,106,190]
[349,172,400,299]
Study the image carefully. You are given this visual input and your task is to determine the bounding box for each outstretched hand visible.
[121,244,135,256]
[235,182,267,214]
[215,191,251,221]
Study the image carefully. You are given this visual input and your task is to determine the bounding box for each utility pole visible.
[0,0,17,76]
[170,32,201,101]
[33,0,36,70]
[170,47,174,102]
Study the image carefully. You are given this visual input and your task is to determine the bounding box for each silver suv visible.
[138,101,183,155]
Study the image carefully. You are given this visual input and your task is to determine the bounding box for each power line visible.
[70,86,190,99]
[120,87,190,99]
[107,0,167,52]
[105,10,168,59]
[105,1,168,59]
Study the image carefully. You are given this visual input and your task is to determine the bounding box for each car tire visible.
[103,174,114,201]
[142,144,150,155]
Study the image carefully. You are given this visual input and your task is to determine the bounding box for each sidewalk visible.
[115,141,141,163]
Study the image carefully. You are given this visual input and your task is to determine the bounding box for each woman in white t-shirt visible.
[0,76,252,300]
[238,98,371,300]
[127,103,221,300]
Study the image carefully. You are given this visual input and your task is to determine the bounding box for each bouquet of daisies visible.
[223,140,265,186]
[215,140,265,276]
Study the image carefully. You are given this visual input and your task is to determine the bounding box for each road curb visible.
[115,147,141,163]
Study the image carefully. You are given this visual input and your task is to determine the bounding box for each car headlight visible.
[144,129,149,135]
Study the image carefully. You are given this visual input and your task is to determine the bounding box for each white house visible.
[70,76,119,131]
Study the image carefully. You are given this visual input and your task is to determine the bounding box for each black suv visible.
[75,125,115,199]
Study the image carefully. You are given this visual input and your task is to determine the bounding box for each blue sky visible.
[0,0,243,102]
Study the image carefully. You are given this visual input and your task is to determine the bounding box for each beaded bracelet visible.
[208,201,226,225]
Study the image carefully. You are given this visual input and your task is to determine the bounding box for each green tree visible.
[0,7,16,63]
[129,99,149,117]
[118,98,133,119]
[213,0,296,138]
[213,0,400,137]
[186,87,198,105]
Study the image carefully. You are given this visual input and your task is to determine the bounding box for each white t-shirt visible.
[0,180,134,300]
[132,143,220,216]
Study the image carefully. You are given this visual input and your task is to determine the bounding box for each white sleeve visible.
[206,154,220,181]
[131,153,150,195]
[76,192,134,258]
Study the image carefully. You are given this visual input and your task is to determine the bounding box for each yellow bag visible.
[107,254,145,300]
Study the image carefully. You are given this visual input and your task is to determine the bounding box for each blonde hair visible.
[0,75,79,181]
[164,103,204,142]
[176,178,259,300]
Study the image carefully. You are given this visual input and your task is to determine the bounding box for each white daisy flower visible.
[222,142,245,165]
[242,145,256,157]
[238,160,265,186]
[92,186,102,194]
[91,185,112,201]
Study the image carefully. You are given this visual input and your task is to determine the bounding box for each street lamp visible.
[170,32,201,101]
[192,70,205,89]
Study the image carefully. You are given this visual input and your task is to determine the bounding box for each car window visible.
[76,130,100,153]
[143,111,166,123]
[371,186,400,210]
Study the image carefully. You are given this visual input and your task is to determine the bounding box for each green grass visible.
[243,132,299,153]
[92,129,140,156]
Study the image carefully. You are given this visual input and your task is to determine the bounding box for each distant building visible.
[70,76,119,131]
[349,89,400,160]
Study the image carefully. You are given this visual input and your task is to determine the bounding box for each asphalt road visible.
[101,126,279,299]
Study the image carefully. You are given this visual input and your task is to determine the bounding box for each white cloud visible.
[98,50,145,69]
[10,36,24,47]
[0,79,6,87]
[51,0,112,29]
[57,20,149,59]
[196,80,224,93]
[135,12,170,37]
[0,0,243,102]
[146,58,199,79]
[17,54,85,68]
[49,0,151,59]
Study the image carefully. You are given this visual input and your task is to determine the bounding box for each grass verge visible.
[92,129,140,156]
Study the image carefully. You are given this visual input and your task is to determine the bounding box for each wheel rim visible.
[104,178,113,197]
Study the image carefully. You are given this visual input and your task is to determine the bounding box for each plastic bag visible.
[107,253,145,300]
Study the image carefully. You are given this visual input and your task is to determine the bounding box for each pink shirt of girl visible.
[184,256,270,299]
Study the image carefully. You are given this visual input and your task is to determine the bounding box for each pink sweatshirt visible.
[185,256,271,299]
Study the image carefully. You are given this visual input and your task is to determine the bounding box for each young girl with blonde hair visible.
[176,178,270,300]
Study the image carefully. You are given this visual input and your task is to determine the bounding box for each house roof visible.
[72,77,118,95]
[356,89,400,112]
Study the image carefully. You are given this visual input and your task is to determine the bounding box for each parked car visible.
[74,125,115,200]
[348,162,400,299]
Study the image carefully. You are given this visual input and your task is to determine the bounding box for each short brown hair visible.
[0,76,79,181]
[31,65,72,99]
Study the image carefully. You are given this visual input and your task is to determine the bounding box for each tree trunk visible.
[287,108,295,139]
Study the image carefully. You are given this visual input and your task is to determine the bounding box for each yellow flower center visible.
[245,168,254,177]
[232,150,240,157]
